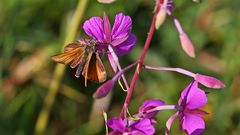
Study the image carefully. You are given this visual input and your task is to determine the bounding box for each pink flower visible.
[107,117,155,135]
[139,99,165,119]
[166,81,208,135]
[83,13,136,56]
[83,13,136,89]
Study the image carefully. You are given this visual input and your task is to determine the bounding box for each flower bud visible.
[155,7,167,29]
[93,80,115,98]
[194,73,225,89]
[179,32,196,58]
[174,18,195,58]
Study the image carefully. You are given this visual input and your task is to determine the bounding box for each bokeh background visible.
[0,0,239,135]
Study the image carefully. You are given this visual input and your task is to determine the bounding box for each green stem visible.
[34,0,89,134]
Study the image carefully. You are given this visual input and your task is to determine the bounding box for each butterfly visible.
[51,39,107,86]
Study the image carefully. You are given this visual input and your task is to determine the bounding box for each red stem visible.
[119,1,162,118]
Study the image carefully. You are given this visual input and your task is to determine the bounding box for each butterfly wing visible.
[82,53,106,86]
[51,43,85,68]
[95,53,107,82]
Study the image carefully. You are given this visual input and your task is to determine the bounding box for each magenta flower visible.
[83,13,136,71]
[107,117,155,135]
[139,99,165,119]
[166,81,208,135]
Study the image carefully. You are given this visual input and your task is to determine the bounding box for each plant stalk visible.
[119,0,163,117]
[34,0,89,134]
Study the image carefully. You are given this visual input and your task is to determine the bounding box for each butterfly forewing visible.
[64,43,83,52]
[51,43,85,67]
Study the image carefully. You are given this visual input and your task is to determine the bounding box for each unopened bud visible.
[179,33,196,58]
[93,80,115,98]
[194,73,225,89]
[155,7,167,29]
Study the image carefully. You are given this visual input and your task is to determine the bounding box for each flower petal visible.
[108,131,122,135]
[139,99,165,119]
[103,13,112,43]
[181,113,205,135]
[128,130,145,135]
[187,109,208,117]
[165,112,178,135]
[131,118,155,135]
[180,81,207,109]
[111,13,132,44]
[112,34,136,56]
[83,17,105,43]
[107,117,125,133]
[107,53,118,72]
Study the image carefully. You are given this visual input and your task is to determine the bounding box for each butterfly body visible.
[52,39,106,86]
[75,43,95,78]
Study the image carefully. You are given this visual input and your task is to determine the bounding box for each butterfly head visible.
[89,39,97,46]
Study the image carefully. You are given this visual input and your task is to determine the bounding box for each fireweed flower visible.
[107,117,155,135]
[139,99,165,119]
[83,13,136,72]
[166,81,208,135]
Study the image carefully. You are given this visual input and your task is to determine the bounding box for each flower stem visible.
[146,105,182,113]
[112,62,138,82]
[34,0,89,134]
[119,0,163,118]
[144,65,196,77]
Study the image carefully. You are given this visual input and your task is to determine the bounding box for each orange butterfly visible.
[52,39,107,86]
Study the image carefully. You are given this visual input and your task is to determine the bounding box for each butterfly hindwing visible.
[82,53,106,85]
[95,53,107,82]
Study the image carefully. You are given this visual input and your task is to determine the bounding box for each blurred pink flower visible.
[139,99,165,119]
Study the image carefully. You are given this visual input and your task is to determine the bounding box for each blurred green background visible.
[0,0,239,135]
